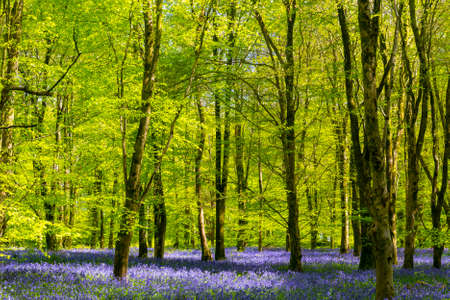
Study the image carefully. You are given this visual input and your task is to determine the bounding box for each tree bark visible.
[350,153,361,256]
[430,75,449,268]
[214,0,234,261]
[113,0,162,279]
[138,202,148,258]
[402,0,430,269]
[307,188,319,250]
[282,0,302,271]
[257,128,264,252]
[108,178,118,249]
[357,0,394,298]
[335,114,349,254]
[235,101,247,251]
[153,165,166,259]
[195,98,212,261]
[0,0,23,245]
[337,4,375,270]
[253,0,302,270]
[99,209,105,248]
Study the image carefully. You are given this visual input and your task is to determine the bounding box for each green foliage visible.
[0,0,448,255]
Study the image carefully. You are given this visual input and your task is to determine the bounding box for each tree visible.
[113,0,163,279]
[337,3,375,269]
[357,0,394,297]
[253,0,302,271]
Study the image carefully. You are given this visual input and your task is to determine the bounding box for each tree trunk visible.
[401,0,430,269]
[307,188,319,250]
[257,129,264,252]
[336,118,349,254]
[337,4,375,270]
[90,170,102,249]
[99,209,105,248]
[153,166,166,259]
[430,75,449,268]
[195,98,212,261]
[235,107,247,251]
[281,0,302,272]
[62,92,74,249]
[108,178,118,249]
[350,153,361,256]
[0,0,23,245]
[113,0,162,279]
[214,1,234,261]
[138,202,148,258]
[357,0,394,298]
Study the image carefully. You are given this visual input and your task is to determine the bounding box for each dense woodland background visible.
[0,0,448,298]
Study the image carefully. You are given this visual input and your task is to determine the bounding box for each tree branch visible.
[0,124,36,130]
[9,28,82,97]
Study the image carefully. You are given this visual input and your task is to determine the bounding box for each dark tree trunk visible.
[153,167,166,259]
[90,208,99,248]
[108,178,118,249]
[285,229,290,252]
[329,173,337,249]
[357,0,394,298]
[284,0,302,272]
[99,209,105,248]
[90,170,102,249]
[0,0,22,244]
[336,118,349,254]
[430,76,449,268]
[254,0,302,270]
[138,202,148,258]
[337,4,375,270]
[68,185,75,245]
[113,0,162,279]
[147,206,153,249]
[401,0,430,269]
[307,188,319,250]
[257,130,264,252]
[350,153,361,256]
[235,106,247,251]
[214,1,234,261]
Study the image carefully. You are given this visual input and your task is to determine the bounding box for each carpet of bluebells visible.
[0,247,448,299]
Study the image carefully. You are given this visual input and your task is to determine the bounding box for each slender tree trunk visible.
[0,0,23,244]
[430,76,449,268]
[114,0,163,279]
[68,184,75,245]
[138,202,148,258]
[195,98,212,261]
[402,0,430,269]
[337,4,375,270]
[235,105,247,251]
[90,204,99,249]
[108,178,118,249]
[90,170,102,249]
[153,166,166,259]
[257,129,264,252]
[350,153,361,256]
[99,209,105,248]
[307,188,319,250]
[214,1,234,261]
[336,119,349,254]
[147,205,153,249]
[281,0,302,272]
[329,173,337,249]
[380,21,401,265]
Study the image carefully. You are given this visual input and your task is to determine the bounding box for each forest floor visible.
[0,247,448,299]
